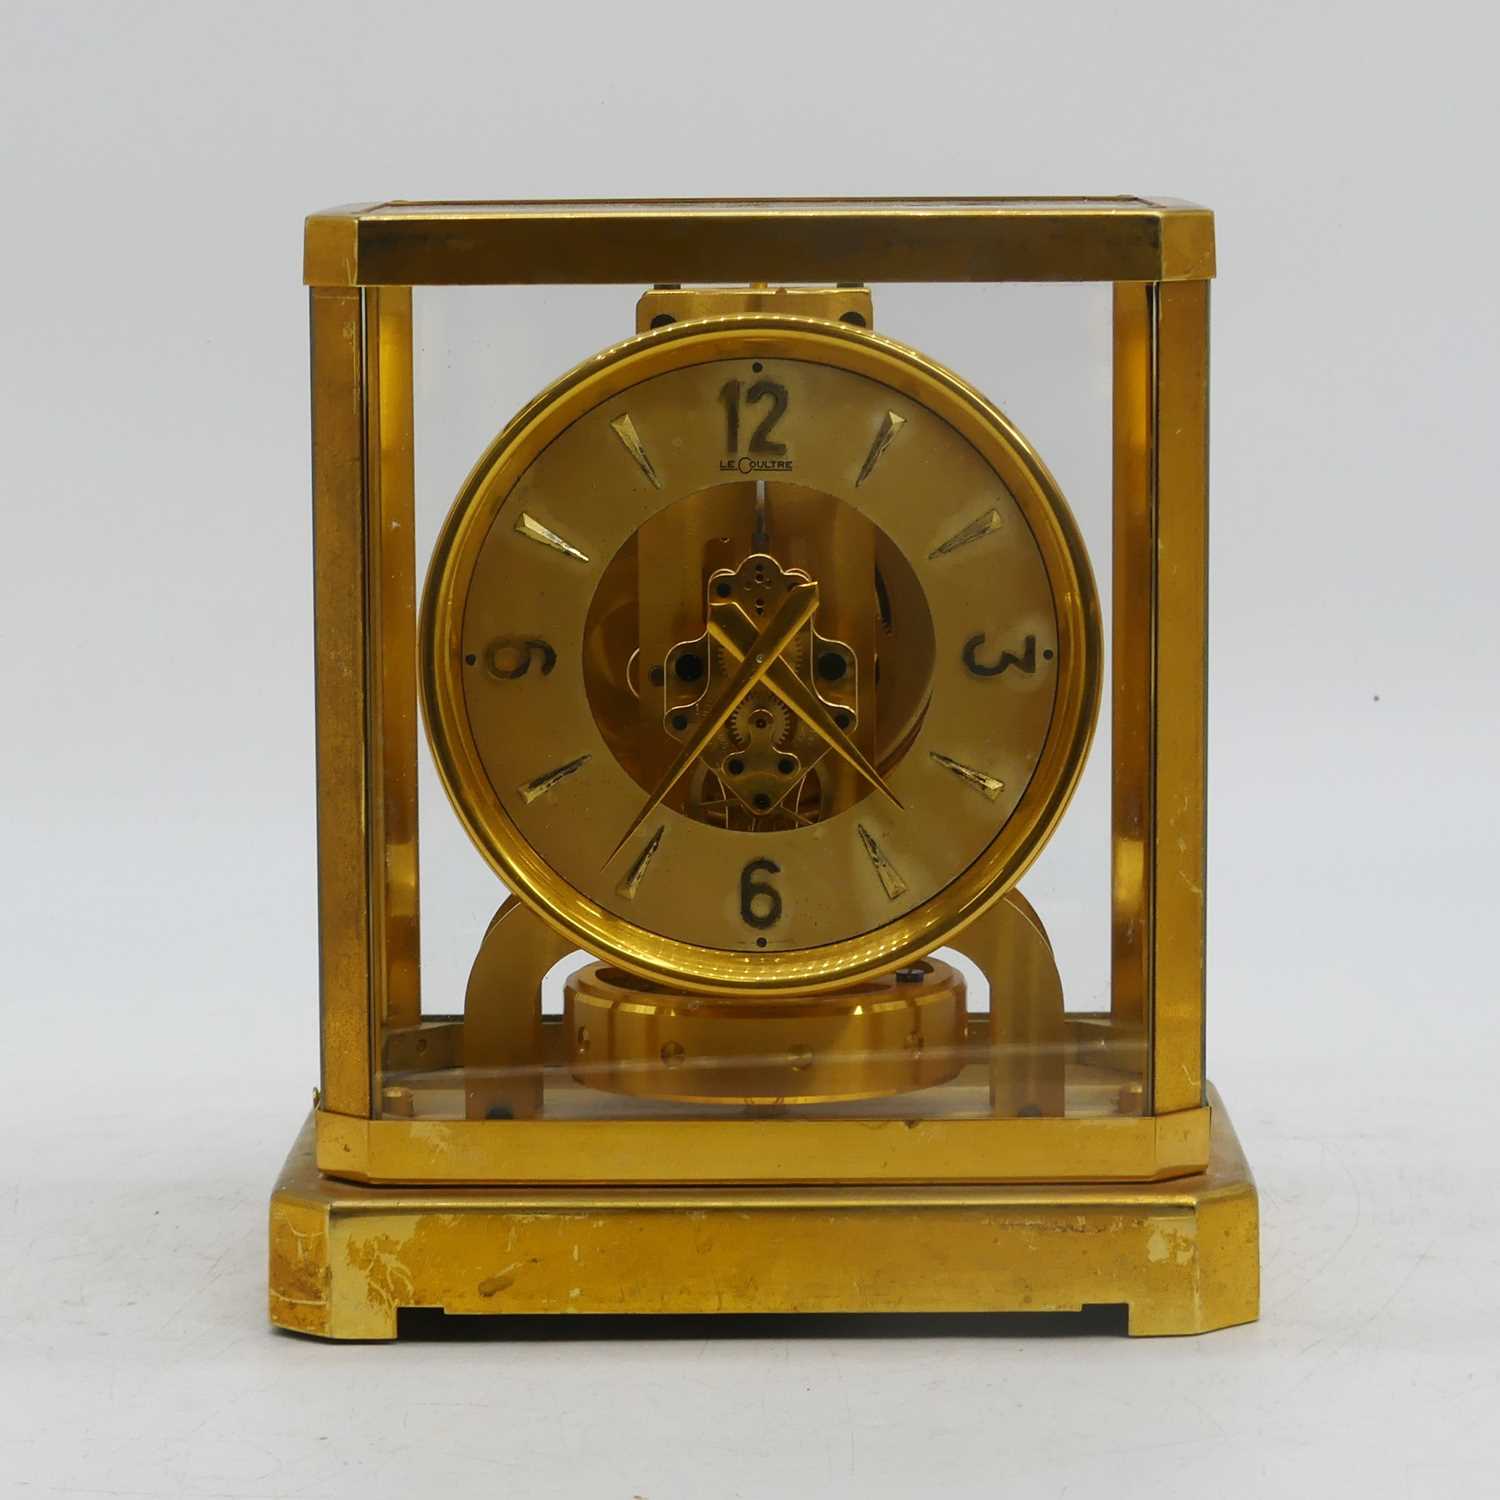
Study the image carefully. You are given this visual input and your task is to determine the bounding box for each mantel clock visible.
[269,197,1258,1339]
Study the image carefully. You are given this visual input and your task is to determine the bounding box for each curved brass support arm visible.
[463,888,1063,1119]
[948,889,1066,1117]
[463,896,575,1120]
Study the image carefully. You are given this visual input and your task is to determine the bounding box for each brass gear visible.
[727,690,793,749]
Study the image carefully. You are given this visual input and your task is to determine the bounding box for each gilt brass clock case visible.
[420,314,1102,995]
[272,198,1257,1342]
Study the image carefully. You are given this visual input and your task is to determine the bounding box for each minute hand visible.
[705,606,903,810]
[605,581,821,866]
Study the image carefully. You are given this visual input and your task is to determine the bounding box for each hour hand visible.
[605,580,821,865]
[704,606,903,810]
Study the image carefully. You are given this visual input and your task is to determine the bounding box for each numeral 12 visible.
[718,378,789,456]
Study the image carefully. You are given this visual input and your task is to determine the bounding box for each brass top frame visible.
[304,197,1214,287]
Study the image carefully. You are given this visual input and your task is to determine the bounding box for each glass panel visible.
[376,280,1146,1130]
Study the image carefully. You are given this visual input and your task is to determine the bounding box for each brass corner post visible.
[1112,279,1210,1115]
[310,286,372,1116]
[363,287,421,1038]
[310,284,419,1117]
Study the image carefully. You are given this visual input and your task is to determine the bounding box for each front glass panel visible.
[372,281,1145,1132]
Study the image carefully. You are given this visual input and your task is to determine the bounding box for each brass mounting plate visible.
[270,1087,1257,1339]
[634,283,874,333]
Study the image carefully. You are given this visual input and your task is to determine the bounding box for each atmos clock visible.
[270,197,1259,1339]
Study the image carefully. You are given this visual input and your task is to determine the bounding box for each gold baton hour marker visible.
[616,825,665,900]
[929,751,1005,801]
[855,409,907,486]
[609,413,663,489]
[518,754,591,805]
[929,507,1004,559]
[515,512,589,562]
[856,824,909,901]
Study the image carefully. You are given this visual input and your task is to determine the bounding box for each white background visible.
[3,3,1498,1498]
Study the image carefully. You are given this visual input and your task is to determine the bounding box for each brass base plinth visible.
[270,1086,1258,1340]
[563,958,966,1104]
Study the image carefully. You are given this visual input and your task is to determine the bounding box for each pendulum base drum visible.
[564,959,966,1105]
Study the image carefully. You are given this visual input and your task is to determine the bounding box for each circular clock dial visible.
[421,316,1100,994]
